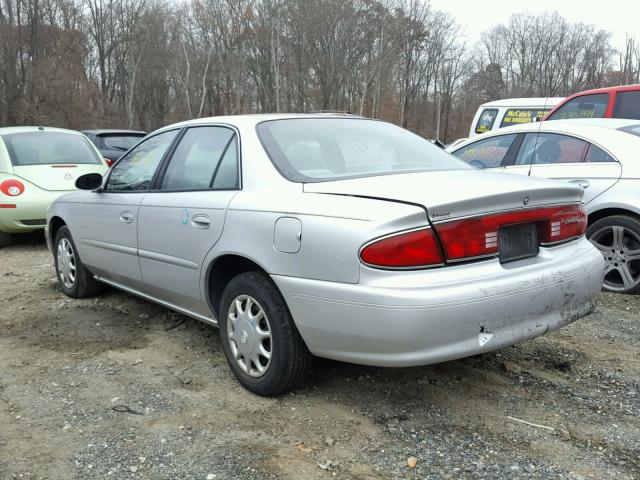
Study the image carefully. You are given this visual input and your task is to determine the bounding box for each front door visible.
[137,125,241,316]
[74,129,180,289]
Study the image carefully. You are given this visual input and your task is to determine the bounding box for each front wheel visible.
[587,215,640,294]
[54,226,102,298]
[218,271,311,396]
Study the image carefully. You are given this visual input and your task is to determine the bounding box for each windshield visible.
[2,131,102,166]
[101,134,145,151]
[257,118,470,183]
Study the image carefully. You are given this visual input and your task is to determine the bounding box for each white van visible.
[469,97,564,138]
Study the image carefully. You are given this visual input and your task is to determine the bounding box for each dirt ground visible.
[1,233,639,480]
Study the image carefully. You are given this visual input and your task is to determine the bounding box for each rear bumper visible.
[0,192,68,234]
[272,238,605,367]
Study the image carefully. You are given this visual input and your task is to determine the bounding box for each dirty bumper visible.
[272,238,605,367]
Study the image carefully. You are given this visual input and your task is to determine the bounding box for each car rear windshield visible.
[101,134,145,151]
[257,118,470,183]
[2,131,102,166]
[618,124,640,137]
[547,93,609,120]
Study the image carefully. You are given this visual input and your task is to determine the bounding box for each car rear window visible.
[257,118,470,183]
[547,93,609,120]
[500,108,551,127]
[101,134,145,151]
[475,109,498,134]
[612,91,640,120]
[2,131,102,166]
[618,124,640,137]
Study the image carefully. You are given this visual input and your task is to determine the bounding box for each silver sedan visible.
[46,114,605,395]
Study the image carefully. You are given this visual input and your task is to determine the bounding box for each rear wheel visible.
[587,215,640,294]
[219,271,311,396]
[54,226,102,298]
[0,230,13,247]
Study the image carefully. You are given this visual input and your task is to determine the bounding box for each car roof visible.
[81,129,146,135]
[154,113,365,133]
[0,126,87,136]
[560,83,640,99]
[479,97,565,108]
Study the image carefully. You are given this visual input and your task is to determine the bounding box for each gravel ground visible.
[1,233,639,480]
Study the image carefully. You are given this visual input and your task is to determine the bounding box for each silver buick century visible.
[46,114,605,395]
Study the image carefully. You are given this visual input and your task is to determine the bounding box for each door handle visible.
[191,214,211,229]
[119,212,134,224]
[569,179,590,189]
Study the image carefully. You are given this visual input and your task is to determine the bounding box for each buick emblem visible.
[523,196,529,206]
[240,330,249,344]
[63,173,74,181]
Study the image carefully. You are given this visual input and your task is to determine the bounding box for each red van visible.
[544,84,640,121]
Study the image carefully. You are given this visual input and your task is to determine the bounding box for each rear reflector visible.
[360,228,443,268]
[0,204,17,208]
[434,204,587,261]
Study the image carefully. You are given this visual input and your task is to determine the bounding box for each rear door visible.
[521,133,621,205]
[73,129,180,289]
[137,125,240,315]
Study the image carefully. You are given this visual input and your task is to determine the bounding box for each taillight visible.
[104,158,114,167]
[360,228,443,268]
[0,179,25,196]
[435,204,587,261]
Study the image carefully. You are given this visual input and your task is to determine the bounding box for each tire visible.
[54,226,102,298]
[0,230,13,247]
[219,271,311,396]
[587,215,640,294]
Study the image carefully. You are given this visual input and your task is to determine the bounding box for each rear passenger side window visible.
[515,133,588,165]
[584,144,615,163]
[548,94,609,120]
[613,91,640,120]
[452,134,517,168]
[161,126,239,191]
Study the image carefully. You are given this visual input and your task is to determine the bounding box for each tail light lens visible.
[435,204,587,261]
[360,228,443,268]
[104,158,114,167]
[0,179,25,197]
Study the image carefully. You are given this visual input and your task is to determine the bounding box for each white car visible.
[448,118,640,294]
[469,97,564,138]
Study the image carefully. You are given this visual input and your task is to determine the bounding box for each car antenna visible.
[529,91,550,177]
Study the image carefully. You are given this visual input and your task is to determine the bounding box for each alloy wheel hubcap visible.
[227,295,272,377]
[590,225,640,292]
[57,238,76,289]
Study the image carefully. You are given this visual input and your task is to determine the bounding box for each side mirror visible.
[75,173,103,190]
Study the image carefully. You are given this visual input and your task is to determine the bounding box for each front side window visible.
[612,91,640,120]
[475,109,498,134]
[515,133,588,165]
[452,134,518,168]
[257,118,470,183]
[161,126,239,191]
[105,129,178,191]
[2,131,102,166]
[547,94,609,120]
[500,108,551,127]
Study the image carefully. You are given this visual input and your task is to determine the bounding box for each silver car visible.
[46,114,605,395]
[448,118,640,294]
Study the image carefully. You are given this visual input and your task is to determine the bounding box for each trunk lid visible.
[303,170,584,222]
[12,164,108,191]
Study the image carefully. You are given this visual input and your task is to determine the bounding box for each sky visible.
[428,0,638,51]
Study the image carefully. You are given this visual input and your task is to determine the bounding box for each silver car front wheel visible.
[227,294,273,378]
